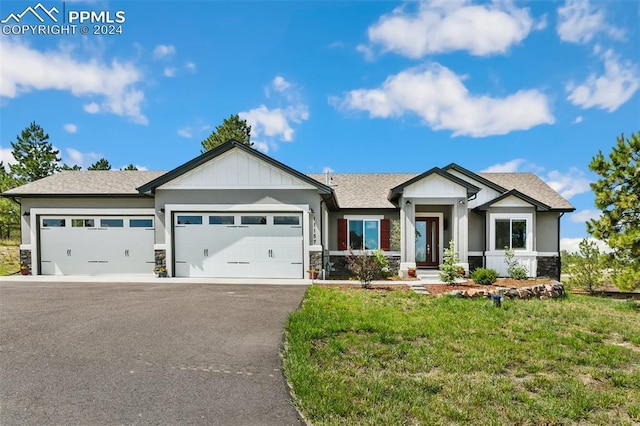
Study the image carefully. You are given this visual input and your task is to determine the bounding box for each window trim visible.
[489,213,533,252]
[344,215,383,251]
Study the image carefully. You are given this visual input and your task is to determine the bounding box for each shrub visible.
[372,249,391,278]
[471,268,498,285]
[346,251,381,288]
[504,247,528,280]
[438,241,461,285]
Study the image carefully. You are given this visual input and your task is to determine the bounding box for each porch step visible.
[409,283,430,295]
[416,269,444,284]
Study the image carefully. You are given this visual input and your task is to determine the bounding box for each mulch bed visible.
[423,278,556,295]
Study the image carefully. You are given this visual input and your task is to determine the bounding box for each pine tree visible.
[201,114,252,152]
[88,158,112,170]
[9,121,60,183]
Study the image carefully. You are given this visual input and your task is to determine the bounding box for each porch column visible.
[405,200,416,263]
[400,206,406,262]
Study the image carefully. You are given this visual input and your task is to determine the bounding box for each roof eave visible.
[442,163,508,193]
[387,167,480,203]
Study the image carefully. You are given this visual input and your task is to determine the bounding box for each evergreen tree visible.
[0,163,20,238]
[9,121,61,183]
[121,164,138,171]
[201,114,252,152]
[88,158,112,170]
[61,164,82,171]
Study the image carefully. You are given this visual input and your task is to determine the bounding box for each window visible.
[274,215,299,225]
[349,219,379,250]
[130,219,153,228]
[209,215,234,225]
[43,218,65,227]
[100,219,123,227]
[177,215,203,225]
[495,218,527,250]
[72,219,94,227]
[241,216,266,225]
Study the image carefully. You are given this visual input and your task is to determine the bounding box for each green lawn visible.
[284,286,640,425]
[0,239,20,275]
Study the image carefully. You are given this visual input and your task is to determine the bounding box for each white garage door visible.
[173,212,303,278]
[39,216,155,276]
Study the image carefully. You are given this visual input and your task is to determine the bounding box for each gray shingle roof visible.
[2,171,165,196]
[307,173,415,208]
[478,173,574,210]
[2,168,574,211]
[308,172,574,210]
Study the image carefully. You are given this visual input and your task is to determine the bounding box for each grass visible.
[284,286,640,425]
[0,238,20,275]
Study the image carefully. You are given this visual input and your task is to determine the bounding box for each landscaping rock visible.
[456,282,566,300]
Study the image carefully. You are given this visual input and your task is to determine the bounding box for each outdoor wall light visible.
[159,208,165,214]
[308,208,314,214]
[23,211,30,216]
[405,200,412,205]
[458,199,465,205]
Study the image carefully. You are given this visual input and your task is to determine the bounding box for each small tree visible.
[439,241,461,285]
[504,247,528,280]
[346,251,381,289]
[201,114,253,152]
[567,238,604,293]
[121,164,138,171]
[61,164,82,171]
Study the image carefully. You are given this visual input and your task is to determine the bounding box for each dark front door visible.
[415,217,439,267]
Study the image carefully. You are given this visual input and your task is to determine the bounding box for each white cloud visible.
[556,0,624,44]
[164,67,176,78]
[152,44,176,59]
[364,0,534,58]
[272,76,291,92]
[573,115,584,124]
[186,62,197,73]
[84,102,100,114]
[177,127,192,138]
[566,49,639,112]
[545,167,592,199]
[560,237,612,253]
[63,123,78,134]
[334,63,554,137]
[240,104,309,142]
[322,166,334,174]
[65,148,100,168]
[1,40,147,124]
[241,76,309,144]
[0,148,16,168]
[570,209,600,223]
[481,159,526,173]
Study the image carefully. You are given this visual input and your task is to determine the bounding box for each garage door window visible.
[177,215,203,225]
[274,215,299,225]
[72,219,94,227]
[101,219,124,227]
[43,218,65,227]
[130,219,153,227]
[209,216,234,225]
[241,216,267,225]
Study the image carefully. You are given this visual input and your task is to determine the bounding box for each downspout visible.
[557,212,565,281]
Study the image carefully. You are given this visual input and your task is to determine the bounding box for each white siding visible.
[159,149,316,190]
[403,174,467,198]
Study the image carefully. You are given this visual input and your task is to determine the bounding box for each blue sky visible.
[1,0,638,251]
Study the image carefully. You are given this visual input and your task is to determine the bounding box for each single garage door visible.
[174,212,303,278]
[39,216,155,275]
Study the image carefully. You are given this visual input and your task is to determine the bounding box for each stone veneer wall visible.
[328,254,400,277]
[20,249,31,275]
[154,249,166,271]
[537,256,559,280]
[309,251,323,272]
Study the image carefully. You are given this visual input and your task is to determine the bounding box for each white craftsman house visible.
[2,141,574,279]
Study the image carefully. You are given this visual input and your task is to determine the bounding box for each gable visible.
[158,147,317,190]
[490,195,536,208]
[403,174,468,198]
[446,169,503,208]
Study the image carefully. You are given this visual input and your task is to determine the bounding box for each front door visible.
[415,217,439,268]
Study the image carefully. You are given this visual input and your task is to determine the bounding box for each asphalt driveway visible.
[0,282,307,425]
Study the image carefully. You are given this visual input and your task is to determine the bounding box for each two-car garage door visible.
[173,212,303,279]
[39,216,155,276]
